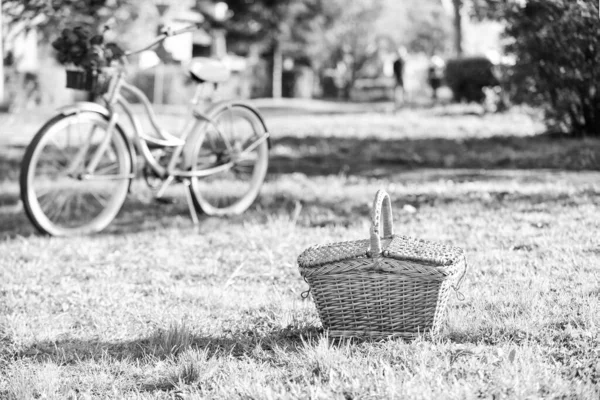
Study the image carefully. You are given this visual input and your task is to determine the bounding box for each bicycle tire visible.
[20,111,133,236]
[188,103,269,216]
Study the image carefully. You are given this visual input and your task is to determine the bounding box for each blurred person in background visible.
[393,47,407,109]
[334,48,354,101]
[428,55,445,103]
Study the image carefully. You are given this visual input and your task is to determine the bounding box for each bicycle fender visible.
[183,101,271,169]
[55,102,137,186]
[57,101,112,118]
[197,100,272,149]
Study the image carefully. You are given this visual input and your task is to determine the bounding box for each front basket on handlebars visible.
[65,68,111,94]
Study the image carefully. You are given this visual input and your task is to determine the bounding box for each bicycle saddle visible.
[189,57,230,83]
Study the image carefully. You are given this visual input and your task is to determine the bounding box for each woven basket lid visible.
[298,190,464,270]
[298,234,463,269]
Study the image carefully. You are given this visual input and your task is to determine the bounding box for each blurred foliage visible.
[470,0,512,21]
[221,0,288,42]
[220,0,385,88]
[221,0,377,64]
[5,0,454,100]
[221,0,450,84]
[4,0,104,25]
[3,0,139,41]
[226,0,451,59]
[404,0,453,56]
[470,0,600,136]
[219,0,327,57]
[303,0,384,73]
[381,0,455,57]
[445,56,498,103]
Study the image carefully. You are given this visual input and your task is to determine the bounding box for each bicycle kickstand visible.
[182,179,200,225]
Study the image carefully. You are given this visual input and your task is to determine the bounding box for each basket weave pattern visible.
[298,190,466,339]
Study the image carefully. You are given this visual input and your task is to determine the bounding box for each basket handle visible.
[369,189,394,256]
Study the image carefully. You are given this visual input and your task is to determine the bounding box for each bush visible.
[445,56,499,103]
[503,0,600,136]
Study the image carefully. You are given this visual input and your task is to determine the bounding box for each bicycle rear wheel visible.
[189,104,269,216]
[20,112,132,236]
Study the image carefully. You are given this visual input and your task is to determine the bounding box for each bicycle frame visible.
[80,69,269,186]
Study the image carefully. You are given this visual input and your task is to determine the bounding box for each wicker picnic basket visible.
[298,189,467,339]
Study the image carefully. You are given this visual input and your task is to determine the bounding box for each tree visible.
[452,0,462,56]
[301,0,384,93]
[223,0,302,98]
[1,0,139,103]
[469,0,519,20]
[222,0,384,98]
[1,0,5,104]
[377,0,452,56]
[5,1,111,30]
[472,0,600,136]
[3,0,138,45]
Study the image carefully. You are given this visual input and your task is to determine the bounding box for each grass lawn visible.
[1,106,599,399]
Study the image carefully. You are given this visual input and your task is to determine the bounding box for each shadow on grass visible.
[12,325,324,366]
[10,320,561,367]
[0,193,200,239]
[2,176,599,240]
[11,323,477,368]
[2,132,600,238]
[4,133,600,182]
[445,326,532,346]
[7,324,325,393]
[269,134,600,176]
[5,184,597,240]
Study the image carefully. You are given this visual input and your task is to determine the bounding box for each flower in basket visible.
[52,26,92,67]
[104,43,125,64]
[51,26,123,70]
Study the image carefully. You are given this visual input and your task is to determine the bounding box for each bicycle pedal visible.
[155,196,178,205]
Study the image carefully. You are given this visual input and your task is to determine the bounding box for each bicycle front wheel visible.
[189,104,269,216]
[20,112,132,236]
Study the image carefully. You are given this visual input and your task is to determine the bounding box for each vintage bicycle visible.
[19,22,270,236]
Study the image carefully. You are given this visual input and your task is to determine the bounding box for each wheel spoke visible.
[233,161,254,177]
[93,162,119,176]
[66,124,97,174]
[90,190,108,208]
[37,189,61,212]
[228,106,236,149]
[46,191,69,222]
[48,136,71,164]
[75,192,94,221]
[37,157,65,178]
[63,193,76,223]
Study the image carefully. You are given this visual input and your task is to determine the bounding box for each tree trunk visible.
[0,0,5,104]
[272,38,282,99]
[453,0,463,57]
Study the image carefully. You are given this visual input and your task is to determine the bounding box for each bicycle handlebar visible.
[119,8,231,60]
[171,23,203,36]
[124,22,204,57]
